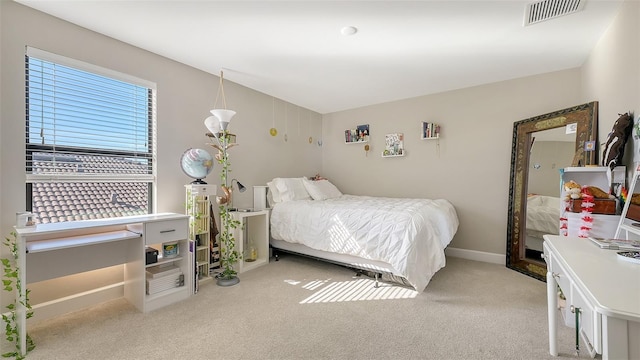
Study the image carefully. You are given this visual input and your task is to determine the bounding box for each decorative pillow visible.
[270,177,311,202]
[602,112,633,169]
[303,179,342,200]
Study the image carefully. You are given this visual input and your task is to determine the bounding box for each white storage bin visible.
[146,272,184,295]
[566,212,620,238]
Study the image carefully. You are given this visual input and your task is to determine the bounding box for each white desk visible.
[543,235,640,359]
[14,213,190,356]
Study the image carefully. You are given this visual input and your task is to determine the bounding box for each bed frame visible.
[270,239,401,288]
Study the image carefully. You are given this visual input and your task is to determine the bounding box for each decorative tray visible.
[616,251,640,264]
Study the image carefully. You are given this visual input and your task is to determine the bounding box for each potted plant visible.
[206,110,242,286]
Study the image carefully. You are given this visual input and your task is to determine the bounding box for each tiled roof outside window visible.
[31,153,148,224]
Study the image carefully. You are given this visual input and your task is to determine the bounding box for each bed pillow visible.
[266,181,281,205]
[303,179,342,200]
[270,177,311,202]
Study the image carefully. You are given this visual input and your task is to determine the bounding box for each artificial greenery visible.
[185,188,205,239]
[214,130,242,281]
[217,204,241,280]
[2,231,35,359]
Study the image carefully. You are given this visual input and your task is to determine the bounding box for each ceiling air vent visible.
[524,0,586,26]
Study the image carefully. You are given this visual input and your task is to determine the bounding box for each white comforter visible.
[526,195,560,235]
[270,195,459,292]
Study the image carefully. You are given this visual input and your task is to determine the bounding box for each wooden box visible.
[569,199,616,215]
[626,204,640,222]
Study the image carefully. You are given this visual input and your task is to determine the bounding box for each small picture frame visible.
[383,133,404,157]
[584,140,595,151]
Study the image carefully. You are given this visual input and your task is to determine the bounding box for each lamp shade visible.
[232,179,246,192]
[210,109,236,131]
[204,115,221,136]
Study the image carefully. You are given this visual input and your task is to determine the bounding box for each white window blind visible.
[25,47,156,224]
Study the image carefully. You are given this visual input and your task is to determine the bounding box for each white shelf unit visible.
[14,213,191,354]
[560,166,625,239]
[138,216,191,311]
[185,184,216,291]
[421,122,440,139]
[226,209,270,273]
[382,153,406,158]
[344,124,370,144]
[383,132,404,158]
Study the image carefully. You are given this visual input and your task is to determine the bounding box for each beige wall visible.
[322,70,582,256]
[581,0,640,168]
[0,1,321,306]
[321,0,640,259]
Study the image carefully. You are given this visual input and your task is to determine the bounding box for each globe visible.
[180,148,214,184]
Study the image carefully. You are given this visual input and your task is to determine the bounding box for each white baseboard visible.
[445,247,505,265]
[28,283,124,324]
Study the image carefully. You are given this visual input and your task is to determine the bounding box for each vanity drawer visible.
[548,252,571,294]
[144,219,188,245]
[572,283,601,356]
[546,251,574,327]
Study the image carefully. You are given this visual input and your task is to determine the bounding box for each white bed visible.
[525,194,560,251]
[265,177,459,292]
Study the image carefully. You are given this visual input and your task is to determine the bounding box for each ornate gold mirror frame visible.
[506,101,598,281]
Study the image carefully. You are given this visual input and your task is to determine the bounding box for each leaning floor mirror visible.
[506,101,598,281]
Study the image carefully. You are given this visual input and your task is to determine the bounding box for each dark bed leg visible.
[270,244,280,261]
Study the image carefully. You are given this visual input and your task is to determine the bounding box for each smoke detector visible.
[524,0,586,26]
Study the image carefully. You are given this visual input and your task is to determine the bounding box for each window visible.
[25,47,156,224]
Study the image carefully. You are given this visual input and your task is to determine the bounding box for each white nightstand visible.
[229,209,270,273]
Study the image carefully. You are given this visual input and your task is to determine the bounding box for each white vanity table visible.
[543,235,640,359]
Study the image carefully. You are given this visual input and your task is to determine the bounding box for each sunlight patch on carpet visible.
[299,278,418,303]
[302,279,328,290]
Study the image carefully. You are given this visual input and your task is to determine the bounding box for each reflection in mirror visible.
[525,127,576,260]
[626,195,640,221]
[624,173,640,223]
[507,101,598,281]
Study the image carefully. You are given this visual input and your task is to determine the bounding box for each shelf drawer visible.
[145,219,188,245]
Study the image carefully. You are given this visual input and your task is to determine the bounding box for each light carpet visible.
[24,255,586,360]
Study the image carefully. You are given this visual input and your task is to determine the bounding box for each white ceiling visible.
[15,0,624,114]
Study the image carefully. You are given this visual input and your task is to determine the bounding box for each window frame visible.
[25,47,157,222]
